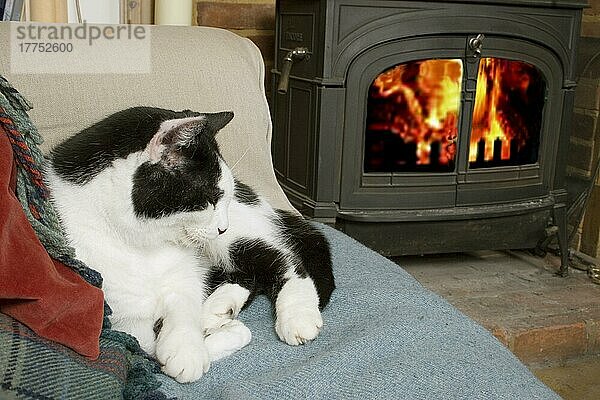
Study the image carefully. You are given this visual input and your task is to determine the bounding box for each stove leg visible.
[555,205,570,277]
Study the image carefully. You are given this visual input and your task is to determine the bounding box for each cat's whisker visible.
[229,147,249,173]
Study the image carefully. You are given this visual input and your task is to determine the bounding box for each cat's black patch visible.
[132,160,223,218]
[132,116,226,218]
[207,211,335,310]
[206,238,288,305]
[51,107,200,185]
[273,210,335,309]
[233,179,260,206]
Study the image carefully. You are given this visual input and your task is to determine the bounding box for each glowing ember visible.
[470,58,545,165]
[365,59,462,171]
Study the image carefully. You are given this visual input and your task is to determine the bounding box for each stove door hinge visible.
[563,79,577,90]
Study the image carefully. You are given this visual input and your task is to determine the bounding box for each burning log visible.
[430,141,441,166]
[493,137,502,163]
[477,138,485,164]
[510,139,519,163]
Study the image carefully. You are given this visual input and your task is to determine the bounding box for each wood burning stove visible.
[271,0,588,273]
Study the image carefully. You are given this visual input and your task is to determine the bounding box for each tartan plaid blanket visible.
[0,313,125,399]
[0,309,165,400]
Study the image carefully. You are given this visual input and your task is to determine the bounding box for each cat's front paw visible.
[205,319,252,361]
[275,307,323,346]
[202,284,250,335]
[155,328,210,383]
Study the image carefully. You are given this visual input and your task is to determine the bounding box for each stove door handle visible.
[277,47,310,95]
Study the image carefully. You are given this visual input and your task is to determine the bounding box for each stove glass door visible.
[364,59,463,173]
[468,58,546,169]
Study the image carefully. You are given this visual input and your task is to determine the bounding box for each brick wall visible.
[582,0,600,36]
[194,0,275,91]
[570,0,600,258]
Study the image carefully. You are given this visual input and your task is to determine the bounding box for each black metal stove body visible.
[271,0,587,268]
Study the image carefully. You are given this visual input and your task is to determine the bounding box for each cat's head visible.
[132,109,236,240]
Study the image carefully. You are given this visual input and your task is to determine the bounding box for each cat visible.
[46,106,335,383]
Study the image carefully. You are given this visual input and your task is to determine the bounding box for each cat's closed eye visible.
[207,189,224,207]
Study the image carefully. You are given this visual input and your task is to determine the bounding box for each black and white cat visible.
[46,107,335,383]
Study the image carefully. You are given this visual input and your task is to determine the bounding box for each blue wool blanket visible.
[156,224,559,400]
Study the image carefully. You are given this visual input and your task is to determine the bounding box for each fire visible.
[470,58,542,163]
[366,59,462,168]
[364,57,544,172]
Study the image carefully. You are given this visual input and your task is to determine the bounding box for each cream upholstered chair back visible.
[0,22,294,211]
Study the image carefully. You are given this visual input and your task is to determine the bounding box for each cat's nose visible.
[218,228,227,235]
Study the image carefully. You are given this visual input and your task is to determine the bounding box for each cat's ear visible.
[164,112,233,148]
[205,111,234,134]
[182,109,202,117]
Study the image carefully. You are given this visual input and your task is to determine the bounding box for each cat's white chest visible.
[89,243,204,323]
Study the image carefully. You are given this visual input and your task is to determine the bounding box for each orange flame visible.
[470,58,536,163]
[368,59,462,166]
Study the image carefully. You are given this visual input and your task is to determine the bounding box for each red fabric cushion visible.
[0,131,104,359]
